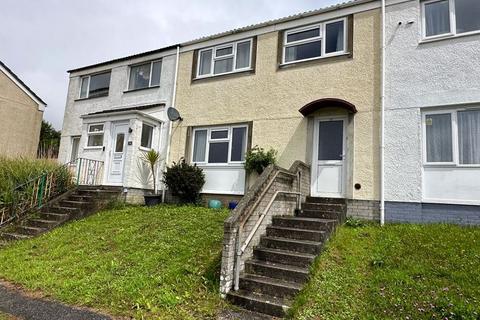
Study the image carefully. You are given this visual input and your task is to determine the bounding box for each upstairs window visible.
[128,60,162,90]
[79,71,111,99]
[422,0,480,39]
[423,108,480,165]
[192,125,247,164]
[86,124,104,147]
[283,18,346,64]
[196,39,253,78]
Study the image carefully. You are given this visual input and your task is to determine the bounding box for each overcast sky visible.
[1,0,339,130]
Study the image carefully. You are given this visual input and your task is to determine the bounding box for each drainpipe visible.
[162,45,180,202]
[380,0,386,226]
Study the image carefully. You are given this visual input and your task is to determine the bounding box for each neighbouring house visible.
[168,0,382,217]
[57,47,178,203]
[0,60,46,157]
[384,0,480,224]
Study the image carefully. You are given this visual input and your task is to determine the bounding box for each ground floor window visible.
[191,124,247,165]
[70,136,80,161]
[423,108,480,165]
[87,123,104,147]
[140,123,154,149]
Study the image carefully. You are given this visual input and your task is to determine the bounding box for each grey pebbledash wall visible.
[385,202,480,225]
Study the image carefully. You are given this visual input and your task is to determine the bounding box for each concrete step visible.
[306,196,346,205]
[301,202,345,212]
[67,194,94,202]
[48,206,80,215]
[245,260,309,284]
[297,209,340,220]
[75,189,121,198]
[272,216,337,231]
[239,273,302,299]
[1,232,31,241]
[266,226,326,242]
[17,226,46,236]
[39,212,69,222]
[60,200,90,207]
[254,247,315,267]
[260,236,323,255]
[227,289,290,318]
[27,219,60,229]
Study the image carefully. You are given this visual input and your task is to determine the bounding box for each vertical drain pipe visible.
[162,45,180,203]
[380,0,386,226]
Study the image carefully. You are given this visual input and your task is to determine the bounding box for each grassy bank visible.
[290,222,480,319]
[0,205,229,319]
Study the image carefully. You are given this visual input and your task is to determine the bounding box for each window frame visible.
[127,59,162,91]
[85,123,105,149]
[70,136,81,162]
[139,122,155,150]
[422,107,480,167]
[78,71,111,99]
[421,0,480,41]
[191,124,248,166]
[195,38,253,79]
[282,17,348,65]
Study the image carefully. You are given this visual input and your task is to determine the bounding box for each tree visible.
[38,121,61,158]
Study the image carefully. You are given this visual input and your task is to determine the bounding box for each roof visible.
[67,0,374,74]
[83,103,165,116]
[0,60,47,107]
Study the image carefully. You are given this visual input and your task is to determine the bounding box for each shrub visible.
[163,159,205,204]
[245,146,277,175]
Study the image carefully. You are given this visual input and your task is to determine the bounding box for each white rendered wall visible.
[385,0,480,203]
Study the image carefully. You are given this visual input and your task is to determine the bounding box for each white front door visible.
[107,122,129,185]
[312,117,346,198]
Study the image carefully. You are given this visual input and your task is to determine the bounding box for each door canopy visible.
[298,98,357,116]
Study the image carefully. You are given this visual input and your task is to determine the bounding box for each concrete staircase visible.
[1,186,122,241]
[227,196,346,318]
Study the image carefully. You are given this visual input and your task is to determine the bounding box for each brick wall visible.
[219,161,310,296]
[347,199,380,220]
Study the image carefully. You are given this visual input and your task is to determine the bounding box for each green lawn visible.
[0,205,229,319]
[290,222,480,320]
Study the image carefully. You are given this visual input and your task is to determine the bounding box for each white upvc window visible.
[86,123,104,148]
[70,136,80,162]
[128,60,162,90]
[421,0,480,40]
[423,108,480,166]
[140,122,154,149]
[282,17,347,64]
[191,125,248,165]
[79,71,111,99]
[196,39,253,78]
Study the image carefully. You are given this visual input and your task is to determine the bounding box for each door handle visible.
[102,146,105,151]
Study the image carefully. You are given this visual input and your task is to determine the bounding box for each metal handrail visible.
[233,170,302,291]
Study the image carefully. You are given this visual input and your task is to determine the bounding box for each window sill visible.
[192,69,254,83]
[139,146,152,152]
[424,163,480,168]
[278,52,351,69]
[84,146,103,150]
[74,94,109,102]
[123,86,160,94]
[195,163,245,169]
[419,30,480,44]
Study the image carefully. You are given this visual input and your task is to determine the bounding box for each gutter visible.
[380,0,386,226]
[162,45,181,202]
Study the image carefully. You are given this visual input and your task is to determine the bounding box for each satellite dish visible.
[167,107,183,121]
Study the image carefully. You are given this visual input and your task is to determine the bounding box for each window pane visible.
[141,123,153,148]
[214,58,234,74]
[425,0,450,37]
[325,20,345,53]
[70,137,80,161]
[458,110,480,164]
[115,133,125,152]
[80,77,89,98]
[89,124,103,132]
[231,127,246,161]
[287,28,320,43]
[199,50,212,76]
[88,72,110,97]
[216,46,233,57]
[208,142,229,163]
[193,130,207,162]
[425,113,453,162]
[211,130,228,139]
[455,0,480,33]
[87,134,103,147]
[236,41,251,69]
[129,63,151,90]
[150,61,162,86]
[318,121,343,161]
[285,41,322,62]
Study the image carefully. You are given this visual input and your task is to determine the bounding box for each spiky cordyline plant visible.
[141,149,161,194]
